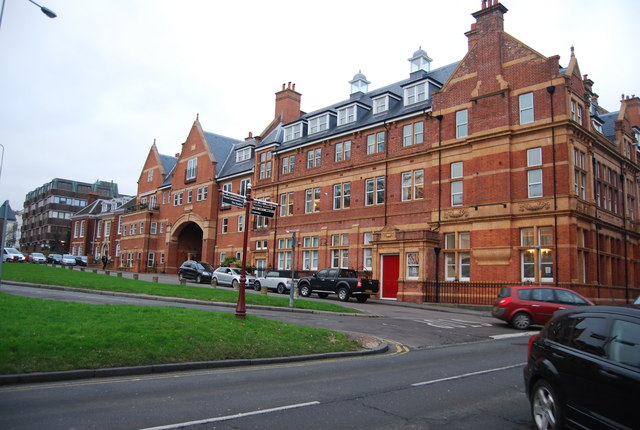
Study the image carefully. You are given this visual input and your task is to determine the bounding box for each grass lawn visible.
[1,263,358,313]
[0,292,362,374]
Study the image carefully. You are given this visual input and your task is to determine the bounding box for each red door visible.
[381,255,399,300]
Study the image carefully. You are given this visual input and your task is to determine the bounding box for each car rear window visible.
[497,287,511,298]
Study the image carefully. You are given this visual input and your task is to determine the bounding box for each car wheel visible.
[232,279,239,289]
[356,294,369,303]
[276,283,286,294]
[299,284,311,297]
[511,312,532,330]
[337,287,350,302]
[531,380,564,430]
[196,275,202,284]
[253,281,261,292]
[317,293,329,298]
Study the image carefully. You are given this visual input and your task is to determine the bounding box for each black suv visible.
[524,306,639,430]
[177,261,215,284]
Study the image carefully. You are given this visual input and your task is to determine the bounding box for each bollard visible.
[80,267,85,272]
[92,269,98,274]
[152,276,158,283]
[133,274,139,280]
[261,285,268,296]
[210,279,217,289]
[117,272,122,277]
[180,279,186,286]
[105,270,110,276]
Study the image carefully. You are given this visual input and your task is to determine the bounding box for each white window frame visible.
[519,92,534,124]
[406,252,419,280]
[404,81,428,105]
[186,158,197,180]
[308,114,329,134]
[372,95,388,114]
[284,123,303,142]
[456,109,468,138]
[235,147,251,162]
[305,188,320,213]
[365,177,385,206]
[337,105,356,125]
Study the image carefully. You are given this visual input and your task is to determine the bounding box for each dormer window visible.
[284,123,303,142]
[337,105,356,125]
[404,81,428,106]
[373,96,388,114]
[309,114,329,135]
[235,147,251,162]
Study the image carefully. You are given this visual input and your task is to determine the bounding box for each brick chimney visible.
[275,82,302,124]
[465,0,508,50]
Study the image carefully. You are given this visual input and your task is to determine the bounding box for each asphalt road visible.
[0,281,538,429]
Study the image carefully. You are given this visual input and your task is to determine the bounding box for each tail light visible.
[527,334,538,359]
[497,297,511,306]
[357,279,362,288]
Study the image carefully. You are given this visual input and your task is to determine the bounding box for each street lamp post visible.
[286,230,297,308]
[0,0,57,31]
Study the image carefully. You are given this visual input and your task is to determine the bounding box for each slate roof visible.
[70,196,134,219]
[204,132,242,176]
[600,112,618,142]
[159,154,177,175]
[274,61,460,153]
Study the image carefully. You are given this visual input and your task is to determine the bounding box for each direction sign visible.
[221,193,246,208]
[251,208,276,218]
[252,200,278,210]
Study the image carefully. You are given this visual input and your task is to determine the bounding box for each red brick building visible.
[76,1,640,304]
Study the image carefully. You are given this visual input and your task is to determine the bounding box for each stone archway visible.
[174,222,204,263]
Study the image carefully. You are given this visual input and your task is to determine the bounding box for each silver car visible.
[211,267,255,288]
[253,270,298,294]
[61,254,76,266]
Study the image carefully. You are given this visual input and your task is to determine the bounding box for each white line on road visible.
[139,401,321,430]
[490,331,539,340]
[411,363,526,387]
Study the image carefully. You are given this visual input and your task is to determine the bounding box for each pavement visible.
[0,265,491,385]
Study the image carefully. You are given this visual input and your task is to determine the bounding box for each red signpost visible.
[220,185,276,319]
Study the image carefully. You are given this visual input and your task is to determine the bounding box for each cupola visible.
[349,70,370,94]
[408,47,432,73]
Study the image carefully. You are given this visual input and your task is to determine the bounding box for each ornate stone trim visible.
[518,200,550,212]
[444,208,469,219]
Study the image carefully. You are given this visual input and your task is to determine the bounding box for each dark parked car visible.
[75,255,88,266]
[524,306,640,430]
[178,261,215,284]
[297,268,379,302]
[47,253,62,264]
[492,285,593,330]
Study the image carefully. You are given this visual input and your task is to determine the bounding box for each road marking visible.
[415,318,493,329]
[411,363,526,387]
[139,401,321,429]
[490,331,538,340]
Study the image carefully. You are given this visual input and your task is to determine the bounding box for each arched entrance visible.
[175,222,203,263]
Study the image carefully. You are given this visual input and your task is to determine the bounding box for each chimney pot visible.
[175,153,180,158]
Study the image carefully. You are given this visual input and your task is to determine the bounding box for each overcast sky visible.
[0,0,637,212]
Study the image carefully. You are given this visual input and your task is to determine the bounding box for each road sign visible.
[252,200,278,210]
[251,208,276,218]
[221,193,246,208]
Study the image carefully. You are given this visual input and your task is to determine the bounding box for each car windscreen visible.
[198,263,214,271]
